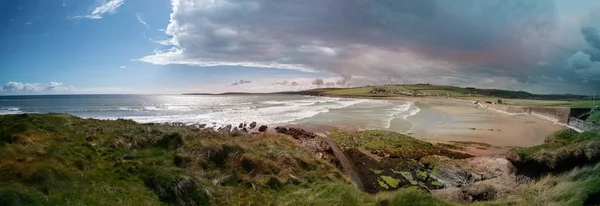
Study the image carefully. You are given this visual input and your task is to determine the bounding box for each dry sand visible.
[401,98,564,155]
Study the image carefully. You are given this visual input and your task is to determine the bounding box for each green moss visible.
[416,171,428,181]
[378,180,389,190]
[370,169,383,174]
[381,176,400,188]
[430,181,444,188]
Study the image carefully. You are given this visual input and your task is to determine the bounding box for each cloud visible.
[1,81,74,93]
[120,65,127,69]
[135,13,149,28]
[137,0,600,94]
[582,27,600,50]
[230,80,252,86]
[567,51,600,81]
[312,78,324,86]
[71,0,125,19]
[2,82,40,92]
[273,81,288,86]
[536,61,550,66]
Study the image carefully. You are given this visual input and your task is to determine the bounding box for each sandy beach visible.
[401,98,564,155]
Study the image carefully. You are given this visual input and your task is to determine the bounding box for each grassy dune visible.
[0,114,450,205]
[1,114,600,205]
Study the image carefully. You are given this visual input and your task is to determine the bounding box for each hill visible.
[301,84,594,108]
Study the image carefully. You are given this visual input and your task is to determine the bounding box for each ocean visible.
[0,94,419,132]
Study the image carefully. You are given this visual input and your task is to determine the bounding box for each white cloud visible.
[24,22,32,25]
[120,65,127,69]
[1,81,74,93]
[71,0,125,20]
[135,13,149,28]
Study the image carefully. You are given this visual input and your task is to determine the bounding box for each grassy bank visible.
[0,114,451,205]
[507,129,600,178]
[2,114,600,205]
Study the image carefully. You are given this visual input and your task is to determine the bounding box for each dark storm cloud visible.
[139,0,597,94]
[582,27,600,50]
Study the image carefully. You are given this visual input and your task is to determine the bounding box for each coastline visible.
[396,97,564,155]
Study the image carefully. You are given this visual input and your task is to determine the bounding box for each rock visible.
[199,124,207,128]
[275,126,288,133]
[258,125,268,132]
[218,124,232,133]
[274,127,317,139]
[239,123,244,128]
[460,183,499,202]
[249,122,257,129]
[232,127,239,133]
[171,122,185,127]
[242,128,248,133]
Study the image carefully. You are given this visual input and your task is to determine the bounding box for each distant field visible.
[304,84,594,108]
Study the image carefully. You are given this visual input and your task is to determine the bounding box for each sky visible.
[1,0,600,95]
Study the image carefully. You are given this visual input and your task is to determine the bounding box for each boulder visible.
[218,124,232,133]
[249,122,257,129]
[238,123,244,128]
[258,125,268,132]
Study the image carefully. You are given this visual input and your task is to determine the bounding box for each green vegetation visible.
[474,162,600,206]
[303,84,591,101]
[507,129,600,177]
[327,130,471,159]
[0,114,453,205]
[2,114,600,205]
[370,169,383,174]
[380,176,400,188]
[505,100,595,108]
[588,110,600,123]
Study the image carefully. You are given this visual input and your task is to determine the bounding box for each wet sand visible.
[403,98,564,155]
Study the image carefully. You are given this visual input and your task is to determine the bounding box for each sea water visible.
[0,94,418,132]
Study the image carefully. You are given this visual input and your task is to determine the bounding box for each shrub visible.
[0,188,41,206]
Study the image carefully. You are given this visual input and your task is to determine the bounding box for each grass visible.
[0,114,453,205]
[507,129,600,177]
[474,162,600,206]
[1,114,599,205]
[588,110,600,123]
[505,100,595,108]
[303,84,592,108]
[327,130,472,160]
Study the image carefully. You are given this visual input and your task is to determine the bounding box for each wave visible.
[100,97,368,125]
[383,102,413,129]
[400,105,421,133]
[402,107,421,120]
[0,107,23,115]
